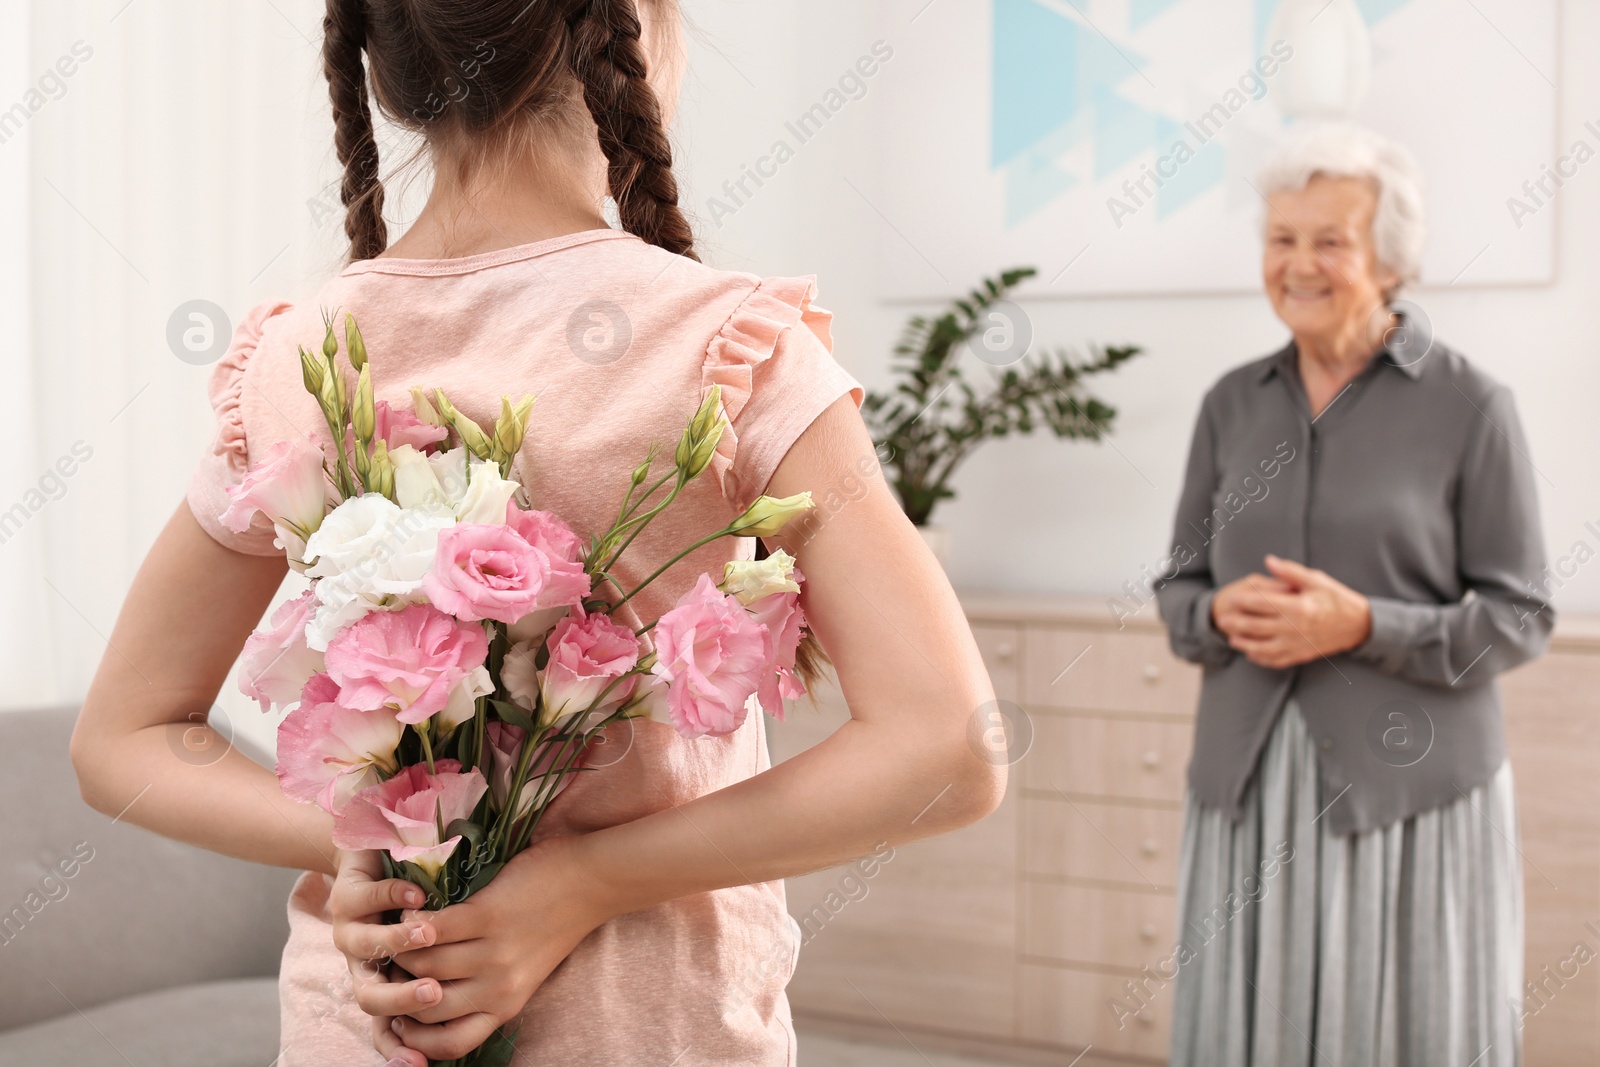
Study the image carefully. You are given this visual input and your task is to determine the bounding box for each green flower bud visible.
[353,364,375,443]
[411,386,446,427]
[733,492,814,538]
[434,388,494,459]
[298,345,325,398]
[344,313,367,371]
[675,384,727,479]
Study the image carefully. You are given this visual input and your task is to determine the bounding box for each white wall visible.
[8,0,1599,719]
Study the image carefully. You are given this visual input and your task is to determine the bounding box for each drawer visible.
[1019,961,1173,1059]
[1023,627,1199,714]
[1023,714,1193,802]
[972,622,1022,705]
[1022,882,1177,970]
[1022,797,1184,889]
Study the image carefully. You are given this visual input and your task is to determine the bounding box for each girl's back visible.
[188,225,862,1063]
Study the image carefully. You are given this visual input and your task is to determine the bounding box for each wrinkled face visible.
[639,0,687,125]
[1262,174,1398,344]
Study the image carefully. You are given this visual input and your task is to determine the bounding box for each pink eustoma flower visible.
[425,513,592,626]
[648,573,774,739]
[343,400,448,457]
[275,673,403,814]
[323,603,489,725]
[539,605,641,724]
[746,583,807,721]
[239,589,324,713]
[332,759,487,878]
[483,721,571,820]
[220,436,329,538]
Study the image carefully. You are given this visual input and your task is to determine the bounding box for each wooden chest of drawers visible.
[767,592,1600,1066]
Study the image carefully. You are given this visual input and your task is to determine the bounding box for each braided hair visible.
[319,0,696,265]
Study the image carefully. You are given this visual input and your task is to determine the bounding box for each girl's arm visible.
[576,392,1007,908]
[359,394,1009,1062]
[69,502,337,876]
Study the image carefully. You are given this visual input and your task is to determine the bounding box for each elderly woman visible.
[1155,121,1551,1066]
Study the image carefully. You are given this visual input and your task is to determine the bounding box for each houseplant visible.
[861,267,1141,563]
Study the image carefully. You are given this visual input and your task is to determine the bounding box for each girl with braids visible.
[69,0,1003,1064]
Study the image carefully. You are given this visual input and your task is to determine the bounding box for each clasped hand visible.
[1210,554,1372,669]
[329,835,613,1065]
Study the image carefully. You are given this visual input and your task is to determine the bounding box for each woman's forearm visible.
[571,715,1004,921]
[75,720,336,875]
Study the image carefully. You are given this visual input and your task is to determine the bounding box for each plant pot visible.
[915,522,951,569]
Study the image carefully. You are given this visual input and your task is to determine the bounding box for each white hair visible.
[1256,121,1426,299]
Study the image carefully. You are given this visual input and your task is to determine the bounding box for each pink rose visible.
[425,521,591,626]
[239,589,324,713]
[648,573,773,739]
[275,673,403,814]
[539,606,641,725]
[332,759,488,877]
[343,400,448,457]
[220,436,330,540]
[746,586,807,721]
[324,603,490,725]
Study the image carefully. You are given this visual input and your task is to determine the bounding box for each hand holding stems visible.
[380,835,611,1062]
[1210,554,1372,669]
[329,849,440,1067]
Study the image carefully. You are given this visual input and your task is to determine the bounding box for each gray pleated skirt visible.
[1168,698,1523,1067]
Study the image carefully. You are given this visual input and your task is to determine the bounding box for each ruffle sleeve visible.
[184,298,295,555]
[700,276,864,510]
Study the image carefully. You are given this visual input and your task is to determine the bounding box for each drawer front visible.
[1023,714,1194,802]
[1023,627,1200,714]
[1022,797,1184,889]
[1023,882,1178,970]
[1019,961,1173,1059]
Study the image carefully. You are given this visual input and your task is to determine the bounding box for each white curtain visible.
[1,0,50,707]
[8,0,349,751]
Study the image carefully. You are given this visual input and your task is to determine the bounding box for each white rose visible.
[454,457,521,524]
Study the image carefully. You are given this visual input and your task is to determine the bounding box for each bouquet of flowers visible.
[221,311,819,1066]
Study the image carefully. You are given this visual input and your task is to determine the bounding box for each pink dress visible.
[184,228,865,1066]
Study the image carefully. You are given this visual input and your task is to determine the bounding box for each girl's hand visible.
[384,834,616,1061]
[328,848,440,1067]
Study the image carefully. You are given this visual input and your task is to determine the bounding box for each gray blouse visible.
[1154,332,1553,834]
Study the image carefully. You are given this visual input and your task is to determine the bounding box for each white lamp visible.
[1267,0,1373,118]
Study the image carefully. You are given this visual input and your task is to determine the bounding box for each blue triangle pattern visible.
[1093,86,1165,180]
[991,0,1080,168]
[1157,135,1226,218]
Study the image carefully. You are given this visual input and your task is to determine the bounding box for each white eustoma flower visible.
[721,548,802,605]
[439,664,495,731]
[454,457,522,524]
[301,494,457,650]
[390,444,448,509]
[428,447,472,507]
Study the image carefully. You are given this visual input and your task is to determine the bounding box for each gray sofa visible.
[0,705,303,1065]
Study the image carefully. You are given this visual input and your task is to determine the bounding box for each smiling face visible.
[1262,174,1398,347]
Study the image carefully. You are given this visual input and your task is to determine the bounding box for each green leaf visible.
[459,1022,520,1067]
[488,698,538,733]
